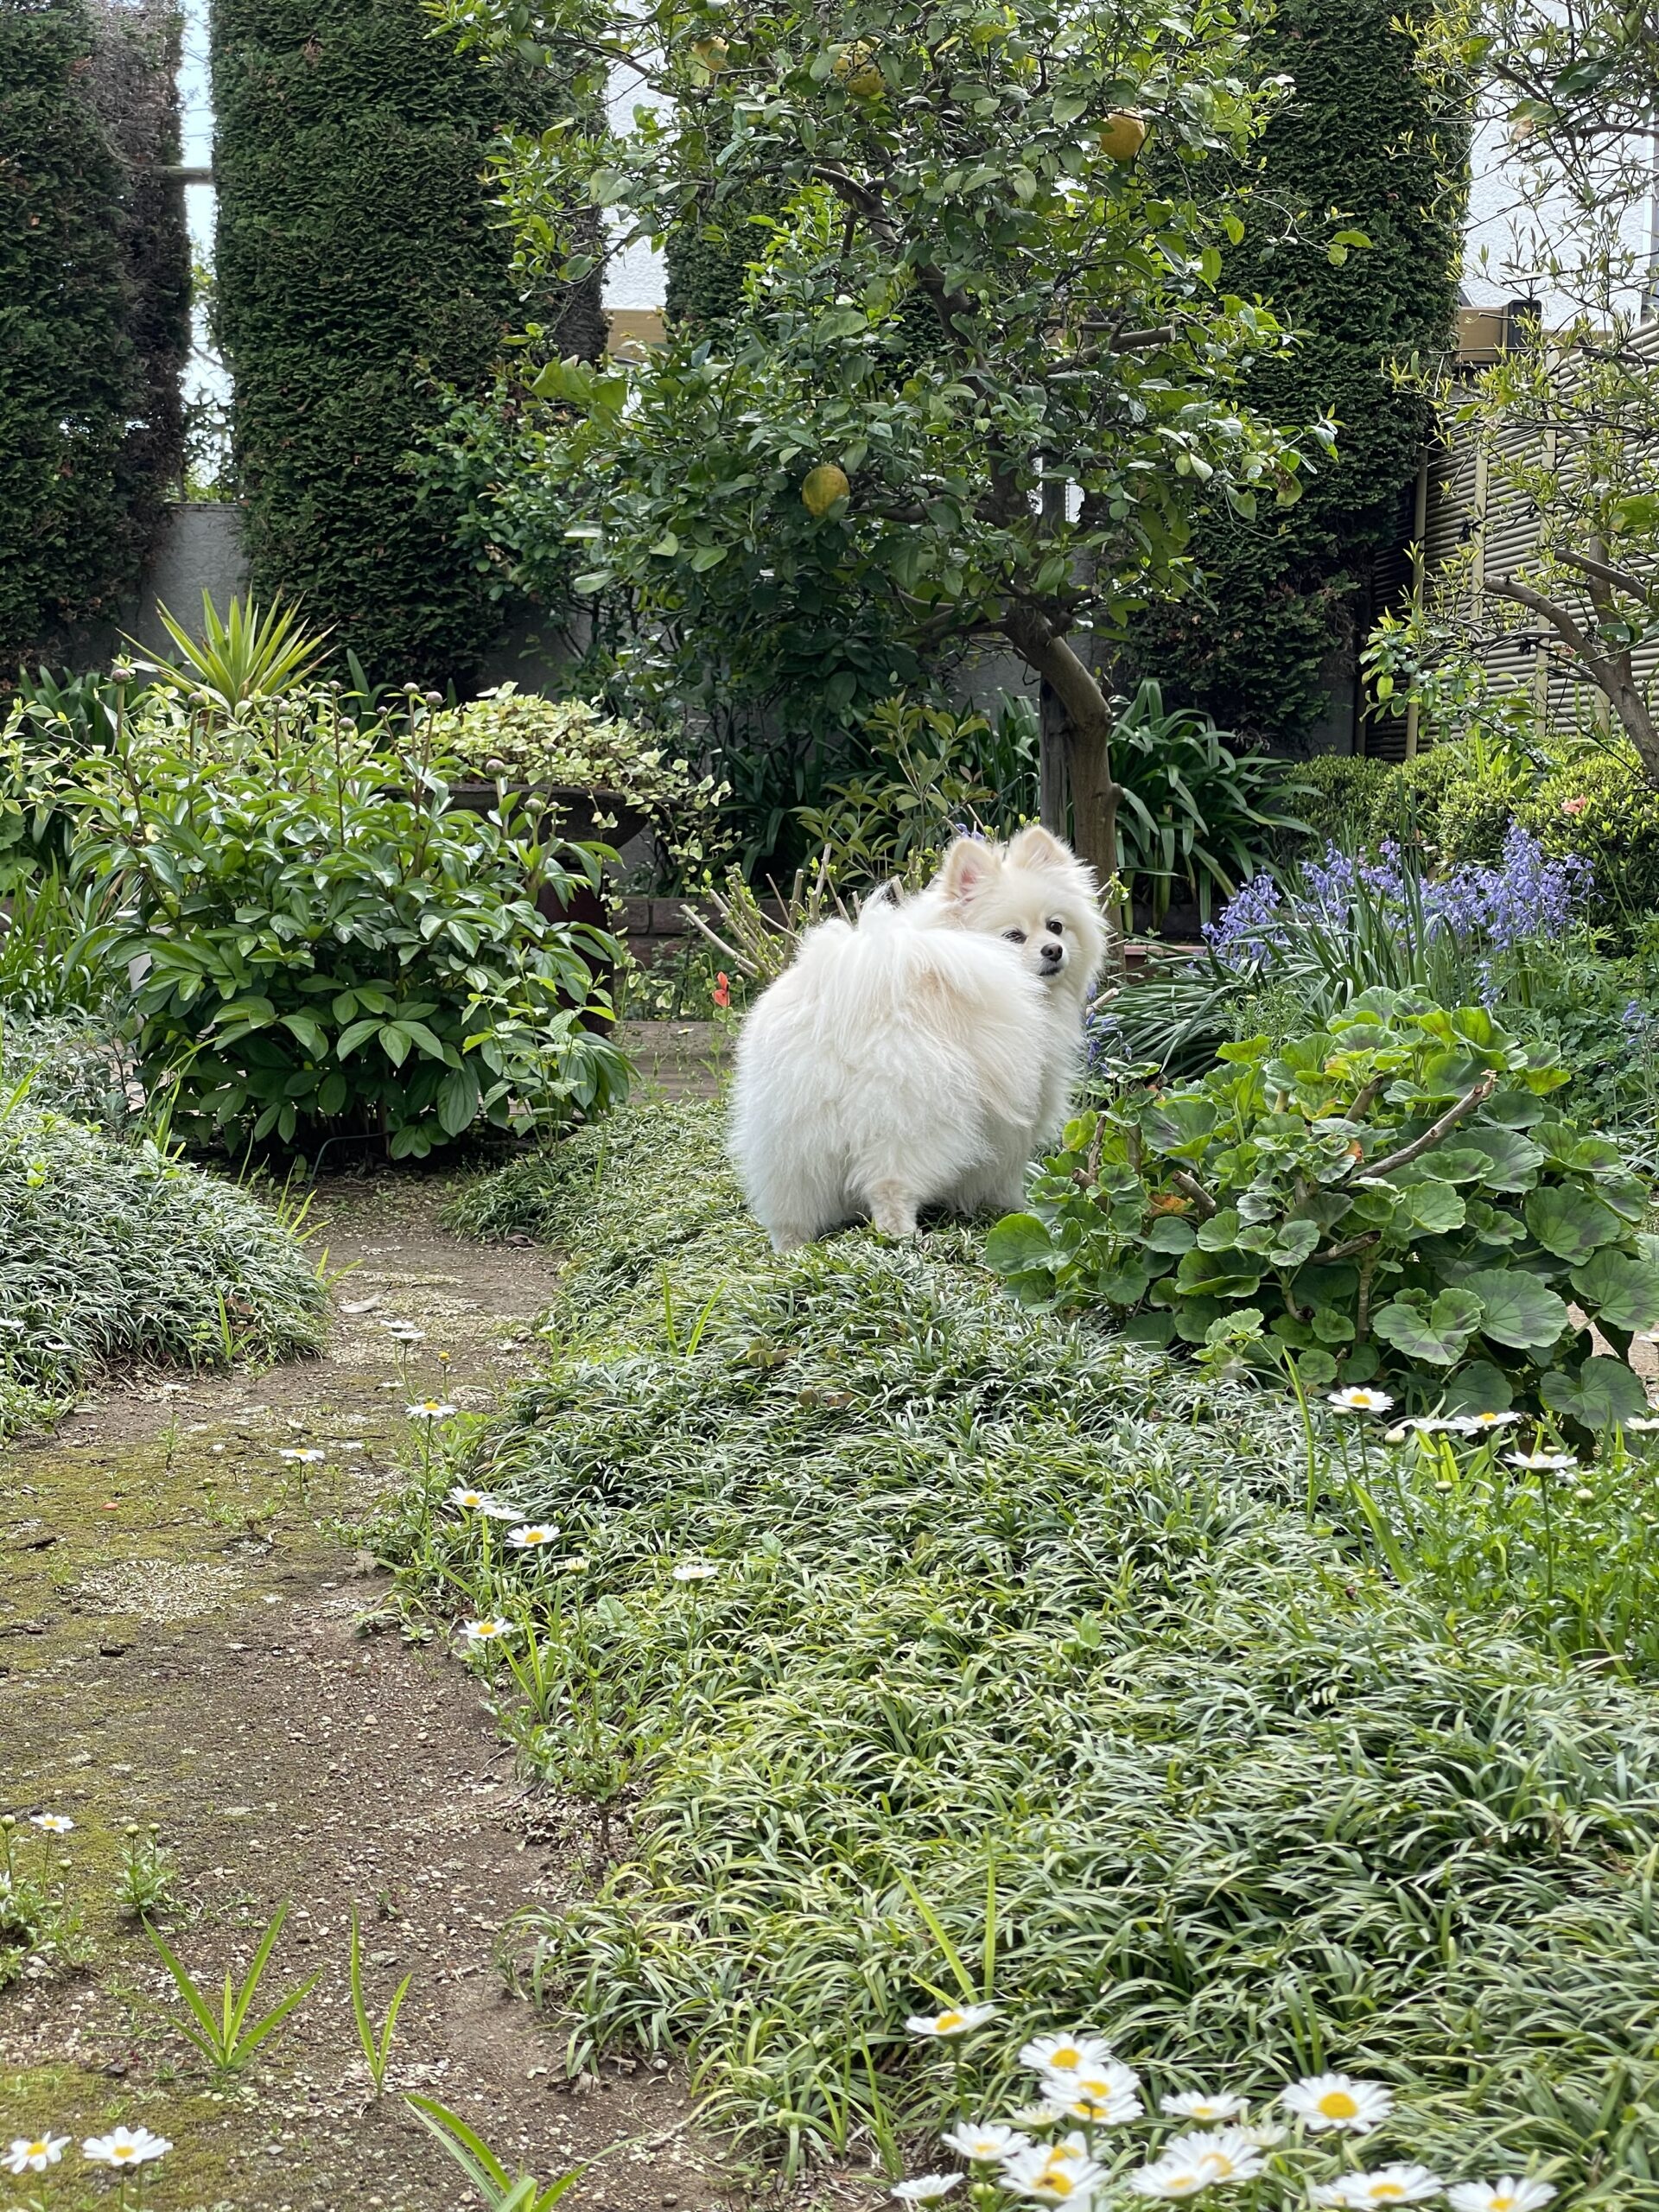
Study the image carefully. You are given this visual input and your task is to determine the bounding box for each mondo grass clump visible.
[396,1103,1659,2201]
[0,1088,325,1439]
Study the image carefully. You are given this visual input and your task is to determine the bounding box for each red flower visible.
[1560,795,1589,815]
[712,971,731,1008]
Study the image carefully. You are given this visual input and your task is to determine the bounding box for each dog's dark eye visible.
[1002,928,1027,944]
[1046,918,1064,935]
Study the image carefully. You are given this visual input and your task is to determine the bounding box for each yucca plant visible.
[131,591,329,709]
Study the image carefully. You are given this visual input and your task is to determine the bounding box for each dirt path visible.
[1,1177,728,2212]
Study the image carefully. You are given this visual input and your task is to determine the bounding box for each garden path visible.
[1,1178,732,2212]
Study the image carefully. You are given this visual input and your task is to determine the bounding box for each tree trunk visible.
[1003,610,1120,883]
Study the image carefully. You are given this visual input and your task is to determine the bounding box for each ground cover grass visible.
[0,1071,327,1441]
[397,1102,1659,2201]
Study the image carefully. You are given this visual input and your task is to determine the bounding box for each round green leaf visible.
[1462,1267,1571,1352]
[1540,1356,1649,1432]
[1523,1185,1624,1263]
[1372,1287,1484,1367]
[1569,1248,1659,1334]
[984,1214,1058,1274]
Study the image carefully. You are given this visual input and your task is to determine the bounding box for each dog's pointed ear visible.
[935,836,1000,907]
[1005,824,1073,872]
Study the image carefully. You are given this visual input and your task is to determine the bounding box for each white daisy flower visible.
[459,1618,514,1647]
[1624,1414,1659,1433]
[1020,2032,1116,2076]
[82,2125,172,2167]
[1003,2143,1108,2204]
[1161,2128,1263,2185]
[1446,2184,1555,2212]
[448,1486,506,1512]
[672,1560,721,1581]
[3,2135,69,2176]
[1126,2151,1218,2198]
[1281,2073,1394,2133]
[941,2121,1031,2164]
[479,1499,523,1520]
[905,2002,999,2037]
[407,1400,458,1421]
[893,2177,963,2203]
[1043,2061,1143,2126]
[1313,2166,1443,2206]
[278,1447,325,1463]
[1449,1410,1519,1433]
[556,1554,592,1573]
[1328,1387,1395,1414]
[1507,1451,1578,1471]
[1007,2101,1070,2129]
[1238,2119,1285,2147]
[1160,2093,1248,2125]
[380,1320,426,1341]
[507,1523,560,1549]
[29,1813,74,1835]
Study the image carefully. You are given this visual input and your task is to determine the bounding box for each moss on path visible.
[1,1178,727,2212]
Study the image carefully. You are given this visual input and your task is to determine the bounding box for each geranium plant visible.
[988,989,1659,1421]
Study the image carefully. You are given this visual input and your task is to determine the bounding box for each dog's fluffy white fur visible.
[729,824,1106,1250]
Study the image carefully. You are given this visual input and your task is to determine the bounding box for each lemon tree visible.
[436,0,1337,878]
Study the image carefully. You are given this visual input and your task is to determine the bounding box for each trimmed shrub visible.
[1290,742,1659,936]
[0,0,186,670]
[212,0,556,686]
[1123,0,1465,746]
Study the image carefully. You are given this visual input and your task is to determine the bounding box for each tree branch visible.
[1357,1072,1498,1183]
[1559,549,1656,604]
[1169,1169,1217,1220]
[1488,577,1597,666]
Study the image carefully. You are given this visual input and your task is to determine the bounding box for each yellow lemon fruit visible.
[802,464,850,517]
[1096,110,1147,161]
[834,41,884,97]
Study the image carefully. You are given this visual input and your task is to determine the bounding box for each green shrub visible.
[0,1090,325,1443]
[1286,741,1659,936]
[0,0,185,669]
[427,685,729,887]
[64,694,631,1157]
[1288,753,1402,849]
[992,991,1657,1421]
[1122,0,1464,745]
[383,1100,1659,2196]
[211,0,553,685]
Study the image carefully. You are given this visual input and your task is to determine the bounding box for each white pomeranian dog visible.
[729,824,1106,1251]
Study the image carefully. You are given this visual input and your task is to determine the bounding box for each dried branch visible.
[1358,1072,1498,1183]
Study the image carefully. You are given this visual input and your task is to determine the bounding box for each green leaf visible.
[1441,1360,1514,1414]
[1570,1248,1659,1333]
[1541,1356,1648,1432]
[1403,1179,1466,1234]
[1462,1267,1570,1352]
[1457,1125,1547,1191]
[1372,1287,1484,1367]
[1523,1185,1624,1263]
[984,1214,1058,1274]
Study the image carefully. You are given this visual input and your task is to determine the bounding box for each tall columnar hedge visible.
[212,0,559,688]
[1124,0,1466,748]
[0,0,185,673]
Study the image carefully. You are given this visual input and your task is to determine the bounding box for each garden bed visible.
[386,1098,1659,2204]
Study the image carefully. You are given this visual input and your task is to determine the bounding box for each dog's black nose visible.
[1040,941,1064,965]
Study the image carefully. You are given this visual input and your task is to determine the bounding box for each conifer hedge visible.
[0,0,185,673]
[1124,0,1465,747]
[213,0,559,688]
